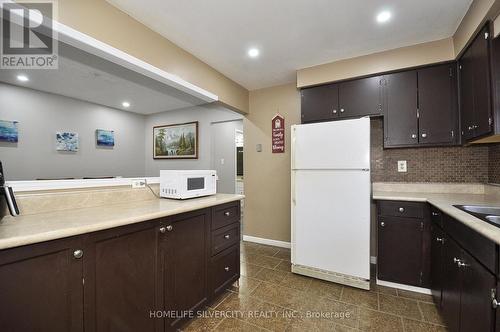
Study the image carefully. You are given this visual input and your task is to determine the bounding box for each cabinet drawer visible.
[378,201,426,219]
[212,202,240,230]
[443,214,496,273]
[211,223,240,256]
[430,206,443,228]
[210,245,239,295]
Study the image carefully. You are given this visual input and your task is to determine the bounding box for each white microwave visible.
[160,170,217,199]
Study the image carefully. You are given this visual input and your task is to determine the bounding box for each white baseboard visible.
[242,235,291,249]
[377,279,432,295]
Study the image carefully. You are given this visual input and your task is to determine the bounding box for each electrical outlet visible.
[220,158,225,165]
[131,179,146,188]
[397,160,407,173]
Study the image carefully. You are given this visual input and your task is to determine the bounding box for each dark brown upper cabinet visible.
[301,83,339,123]
[383,63,459,148]
[459,24,493,141]
[383,71,418,147]
[338,76,383,118]
[418,64,459,145]
[301,76,383,123]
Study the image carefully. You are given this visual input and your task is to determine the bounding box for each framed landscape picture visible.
[56,132,79,152]
[153,121,198,159]
[0,120,18,143]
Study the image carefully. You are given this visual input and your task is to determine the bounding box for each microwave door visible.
[187,177,205,191]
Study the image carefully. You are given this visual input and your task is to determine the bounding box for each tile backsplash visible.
[370,119,498,183]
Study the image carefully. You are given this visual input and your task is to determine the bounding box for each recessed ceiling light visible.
[376,11,392,24]
[122,101,130,108]
[248,48,260,58]
[17,75,29,82]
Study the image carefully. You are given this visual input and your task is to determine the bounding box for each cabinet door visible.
[338,76,383,118]
[459,249,496,332]
[300,83,339,123]
[418,64,458,145]
[459,46,475,140]
[83,221,162,332]
[430,224,445,306]
[377,216,423,286]
[162,209,209,331]
[0,237,84,332]
[383,71,418,147]
[441,237,461,332]
[471,25,493,137]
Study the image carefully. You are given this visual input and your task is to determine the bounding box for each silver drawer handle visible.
[436,237,444,243]
[159,227,166,233]
[398,207,405,213]
[224,234,230,239]
[453,257,461,264]
[166,225,173,232]
[458,261,468,268]
[380,222,385,227]
[340,108,345,113]
[411,134,417,139]
[432,212,439,216]
[421,133,427,138]
[224,266,230,272]
[224,211,231,217]
[73,249,84,259]
[332,109,337,114]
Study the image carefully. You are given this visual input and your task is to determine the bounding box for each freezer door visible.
[292,117,370,170]
[291,169,370,280]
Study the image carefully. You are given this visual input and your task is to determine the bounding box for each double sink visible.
[454,205,500,227]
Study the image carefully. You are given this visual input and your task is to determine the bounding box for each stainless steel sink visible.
[454,205,500,227]
[459,205,500,216]
[486,215,500,225]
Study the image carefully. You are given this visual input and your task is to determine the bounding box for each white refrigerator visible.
[291,117,371,290]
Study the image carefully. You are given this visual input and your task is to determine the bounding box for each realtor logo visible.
[1,2,58,69]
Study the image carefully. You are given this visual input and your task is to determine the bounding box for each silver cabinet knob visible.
[458,261,468,268]
[332,109,337,114]
[166,225,173,232]
[159,227,166,233]
[436,237,444,243]
[224,234,230,239]
[224,266,230,272]
[380,222,385,227]
[340,108,345,113]
[421,133,427,138]
[453,257,461,264]
[411,134,417,139]
[468,126,473,131]
[432,212,439,216]
[73,249,84,259]
[399,207,405,213]
[224,211,231,217]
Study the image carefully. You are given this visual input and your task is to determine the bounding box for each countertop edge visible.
[0,194,244,251]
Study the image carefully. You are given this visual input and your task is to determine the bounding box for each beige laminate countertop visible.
[0,194,244,250]
[373,191,500,245]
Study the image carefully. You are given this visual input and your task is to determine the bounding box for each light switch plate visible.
[220,158,225,165]
[397,160,407,173]
[256,144,262,152]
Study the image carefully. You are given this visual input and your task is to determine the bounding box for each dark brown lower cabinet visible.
[83,220,162,332]
[0,201,241,332]
[0,237,84,332]
[378,216,423,286]
[162,209,209,331]
[441,236,462,332]
[377,200,430,287]
[429,211,497,332]
[459,249,495,332]
[430,223,445,306]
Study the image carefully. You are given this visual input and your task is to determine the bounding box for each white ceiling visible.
[0,42,211,114]
[107,0,472,90]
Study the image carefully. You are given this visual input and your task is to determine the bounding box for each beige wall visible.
[54,0,249,113]
[297,38,455,88]
[243,84,300,242]
[453,0,499,56]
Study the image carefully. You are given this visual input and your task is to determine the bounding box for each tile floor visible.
[182,241,447,331]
